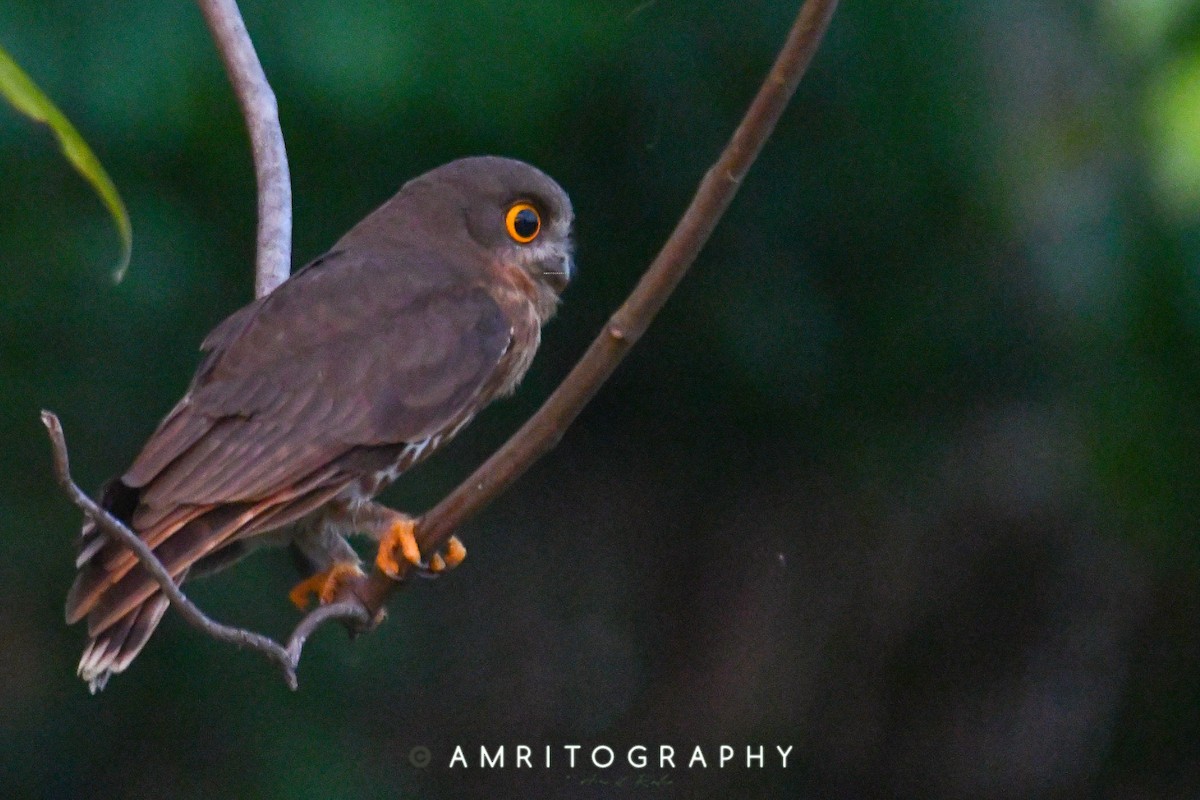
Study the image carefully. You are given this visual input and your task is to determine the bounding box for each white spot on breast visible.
[407,436,432,461]
[341,417,477,507]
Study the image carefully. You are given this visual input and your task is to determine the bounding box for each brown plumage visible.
[67,157,574,691]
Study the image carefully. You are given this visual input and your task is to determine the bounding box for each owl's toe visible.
[375,517,421,578]
[417,536,467,579]
[289,561,365,609]
[375,519,466,580]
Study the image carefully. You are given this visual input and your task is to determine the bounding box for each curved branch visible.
[196,0,292,297]
[353,0,841,611]
[285,599,372,664]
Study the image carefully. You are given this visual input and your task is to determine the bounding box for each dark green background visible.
[2,1,1198,797]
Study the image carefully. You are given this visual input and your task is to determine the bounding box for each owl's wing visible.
[132,248,512,508]
[67,246,512,634]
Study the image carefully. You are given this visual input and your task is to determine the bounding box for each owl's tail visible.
[75,591,172,693]
[66,478,190,694]
[65,475,341,692]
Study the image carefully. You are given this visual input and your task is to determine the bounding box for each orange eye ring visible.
[505,203,541,243]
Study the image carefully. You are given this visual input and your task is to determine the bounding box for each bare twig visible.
[285,599,373,663]
[43,411,370,688]
[196,0,292,297]
[50,0,839,687]
[45,413,285,687]
[352,0,841,612]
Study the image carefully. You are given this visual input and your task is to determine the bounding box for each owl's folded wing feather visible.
[67,246,512,633]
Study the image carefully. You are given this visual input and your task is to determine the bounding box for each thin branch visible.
[42,411,368,689]
[196,0,292,298]
[350,0,841,610]
[285,599,372,664]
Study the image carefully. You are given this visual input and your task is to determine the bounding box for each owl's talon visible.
[375,519,467,580]
[376,517,422,578]
[288,562,365,609]
[414,536,467,580]
[444,536,467,569]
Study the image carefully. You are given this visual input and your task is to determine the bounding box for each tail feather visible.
[75,479,140,569]
[77,591,172,694]
[67,468,348,691]
[68,476,185,693]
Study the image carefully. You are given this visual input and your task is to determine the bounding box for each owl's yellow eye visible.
[505,203,541,243]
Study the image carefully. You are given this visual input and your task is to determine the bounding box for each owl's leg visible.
[286,514,365,609]
[193,524,299,579]
[350,501,466,579]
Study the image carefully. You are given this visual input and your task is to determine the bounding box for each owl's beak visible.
[543,252,573,294]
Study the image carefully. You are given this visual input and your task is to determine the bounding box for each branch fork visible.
[47,0,839,688]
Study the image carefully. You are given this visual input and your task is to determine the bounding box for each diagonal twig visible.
[49,0,839,688]
[196,0,292,298]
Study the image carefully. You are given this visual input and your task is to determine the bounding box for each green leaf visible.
[0,45,131,281]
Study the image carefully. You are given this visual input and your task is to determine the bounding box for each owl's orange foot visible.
[423,535,467,577]
[375,517,421,578]
[375,517,466,579]
[288,562,365,609]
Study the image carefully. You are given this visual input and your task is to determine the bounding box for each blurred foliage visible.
[0,45,130,279]
[2,1,1199,798]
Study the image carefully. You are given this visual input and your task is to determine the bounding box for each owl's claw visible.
[374,517,466,580]
[443,536,468,569]
[288,562,365,609]
[375,517,420,578]
[419,536,467,579]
